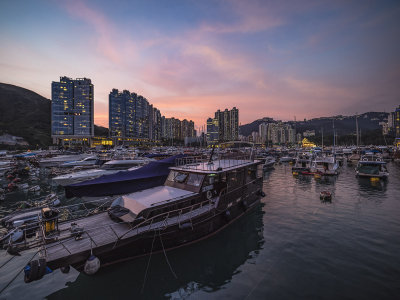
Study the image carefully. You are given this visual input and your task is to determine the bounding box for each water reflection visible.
[48,204,265,299]
[357,177,388,193]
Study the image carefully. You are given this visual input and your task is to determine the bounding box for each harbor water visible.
[1,162,399,299]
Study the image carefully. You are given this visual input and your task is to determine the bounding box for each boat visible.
[263,156,276,169]
[355,154,389,179]
[59,156,101,168]
[292,152,313,174]
[52,159,153,186]
[39,154,92,168]
[310,155,339,176]
[320,191,332,201]
[64,154,184,198]
[279,156,294,163]
[10,150,264,283]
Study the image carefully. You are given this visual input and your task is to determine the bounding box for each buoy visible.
[84,255,100,275]
[224,210,231,221]
[314,173,321,179]
[292,172,298,176]
[241,200,248,211]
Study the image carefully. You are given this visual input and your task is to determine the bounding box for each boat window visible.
[186,173,204,187]
[207,174,217,185]
[167,171,178,182]
[167,171,189,183]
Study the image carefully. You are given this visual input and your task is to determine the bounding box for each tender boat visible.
[355,154,388,179]
[9,150,264,283]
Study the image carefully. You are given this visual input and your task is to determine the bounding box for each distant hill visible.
[239,112,388,137]
[0,83,108,146]
[0,83,51,146]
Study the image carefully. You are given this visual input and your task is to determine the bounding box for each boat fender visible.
[61,265,71,274]
[241,200,248,211]
[179,222,192,230]
[206,190,212,200]
[224,210,231,221]
[257,190,266,197]
[84,255,100,275]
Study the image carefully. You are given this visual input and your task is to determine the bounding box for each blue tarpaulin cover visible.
[65,154,185,198]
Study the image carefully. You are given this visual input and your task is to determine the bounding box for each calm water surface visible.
[0,162,399,299]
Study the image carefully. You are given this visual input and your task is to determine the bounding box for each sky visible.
[0,0,399,130]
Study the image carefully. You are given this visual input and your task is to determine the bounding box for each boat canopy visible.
[65,154,185,198]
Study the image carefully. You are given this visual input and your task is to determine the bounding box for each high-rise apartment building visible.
[109,88,194,144]
[109,89,154,142]
[206,118,219,144]
[51,76,94,144]
[395,105,400,138]
[208,107,239,144]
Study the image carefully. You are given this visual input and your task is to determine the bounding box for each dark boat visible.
[17,151,264,283]
[64,154,185,198]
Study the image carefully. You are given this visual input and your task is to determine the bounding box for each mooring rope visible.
[0,250,39,296]
[158,229,177,279]
[140,230,157,294]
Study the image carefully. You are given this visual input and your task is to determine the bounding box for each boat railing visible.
[40,198,215,258]
[175,153,253,171]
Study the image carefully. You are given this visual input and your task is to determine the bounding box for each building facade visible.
[51,76,94,145]
[109,88,195,145]
[207,107,239,144]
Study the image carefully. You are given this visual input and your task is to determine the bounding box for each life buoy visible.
[376,158,382,161]
[206,190,213,200]
[362,157,368,161]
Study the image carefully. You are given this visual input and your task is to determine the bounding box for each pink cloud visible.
[62,0,124,64]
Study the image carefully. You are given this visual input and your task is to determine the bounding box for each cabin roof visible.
[170,159,260,174]
[120,186,197,214]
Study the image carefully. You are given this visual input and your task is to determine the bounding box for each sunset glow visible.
[0,0,399,128]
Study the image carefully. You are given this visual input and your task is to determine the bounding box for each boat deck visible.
[42,203,214,263]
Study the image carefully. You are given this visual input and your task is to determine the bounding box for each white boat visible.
[39,154,91,168]
[59,156,99,168]
[311,156,339,175]
[52,159,154,186]
[355,154,388,178]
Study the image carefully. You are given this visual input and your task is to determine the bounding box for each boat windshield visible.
[186,173,204,187]
[167,171,188,183]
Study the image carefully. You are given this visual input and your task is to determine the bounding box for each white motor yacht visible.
[59,156,99,168]
[39,154,91,168]
[355,154,388,178]
[311,155,339,175]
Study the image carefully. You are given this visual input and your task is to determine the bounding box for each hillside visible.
[0,83,109,146]
[239,112,388,137]
[0,83,51,146]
